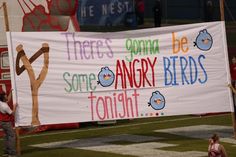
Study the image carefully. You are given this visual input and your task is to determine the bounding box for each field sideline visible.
[0,113,235,157]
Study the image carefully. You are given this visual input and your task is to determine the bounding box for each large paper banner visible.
[7,21,233,126]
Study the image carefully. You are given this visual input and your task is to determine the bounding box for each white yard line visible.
[31,134,207,157]
[30,123,234,157]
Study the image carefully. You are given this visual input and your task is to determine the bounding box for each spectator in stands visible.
[153,0,162,27]
[208,133,228,157]
[229,56,236,116]
[230,57,236,85]
[135,0,144,25]
[0,90,18,157]
[204,0,214,22]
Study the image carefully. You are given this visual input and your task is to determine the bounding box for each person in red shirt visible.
[135,0,144,25]
[229,56,236,122]
[0,90,17,157]
[230,57,236,84]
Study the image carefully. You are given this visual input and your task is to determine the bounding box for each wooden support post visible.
[219,0,225,21]
[2,1,22,154]
[231,82,236,139]
[2,2,9,31]
[232,112,236,139]
[15,127,21,156]
[220,0,236,139]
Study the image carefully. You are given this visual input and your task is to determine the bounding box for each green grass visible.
[1,113,235,157]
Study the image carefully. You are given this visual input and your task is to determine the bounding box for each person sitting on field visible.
[208,133,227,157]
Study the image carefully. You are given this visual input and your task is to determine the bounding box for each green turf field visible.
[1,113,235,157]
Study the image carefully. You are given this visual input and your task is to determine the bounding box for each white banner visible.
[7,21,233,126]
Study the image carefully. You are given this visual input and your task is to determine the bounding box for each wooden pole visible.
[220,0,236,139]
[2,1,22,154]
[231,82,236,139]
[219,0,225,21]
[15,127,21,156]
[2,2,9,31]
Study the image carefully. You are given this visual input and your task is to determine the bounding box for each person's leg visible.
[233,81,236,117]
[157,17,161,27]
[0,121,9,155]
[139,13,144,25]
[154,16,157,27]
[1,122,16,156]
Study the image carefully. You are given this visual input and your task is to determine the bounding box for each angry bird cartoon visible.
[194,29,213,51]
[148,91,165,110]
[97,66,115,87]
